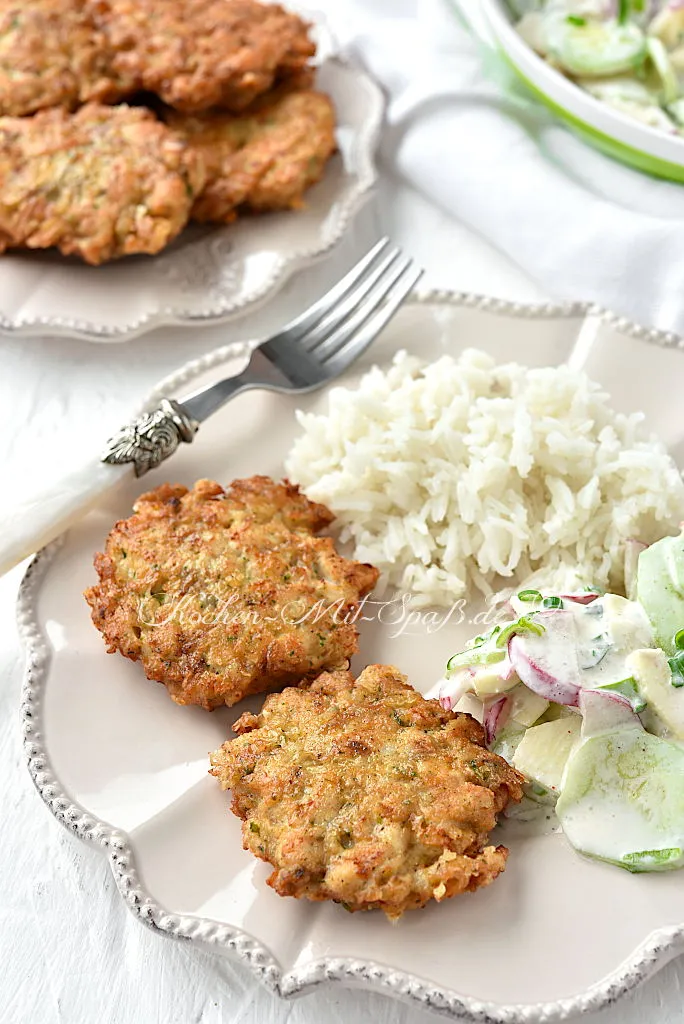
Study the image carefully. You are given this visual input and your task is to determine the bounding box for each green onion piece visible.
[674,629,684,650]
[517,589,542,603]
[617,0,629,25]
[668,652,684,688]
[446,647,506,672]
[594,676,646,713]
[542,596,564,609]
[495,616,545,648]
[566,14,586,26]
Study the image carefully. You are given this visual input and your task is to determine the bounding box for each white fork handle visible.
[0,460,132,576]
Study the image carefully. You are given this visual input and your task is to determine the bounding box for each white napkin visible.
[330,0,684,334]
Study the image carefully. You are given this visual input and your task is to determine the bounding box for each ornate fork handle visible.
[102,399,199,478]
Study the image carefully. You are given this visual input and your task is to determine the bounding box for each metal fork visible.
[1,238,422,576]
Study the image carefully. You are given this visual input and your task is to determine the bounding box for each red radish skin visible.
[508,633,581,707]
[559,593,601,605]
[579,689,642,729]
[483,695,511,746]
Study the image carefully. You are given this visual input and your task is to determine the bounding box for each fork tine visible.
[301,245,403,352]
[309,256,416,362]
[273,237,391,346]
[323,265,424,375]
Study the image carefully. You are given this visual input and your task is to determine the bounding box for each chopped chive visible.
[495,616,545,648]
[542,596,564,609]
[674,629,684,650]
[618,0,629,25]
[669,652,684,688]
[594,676,646,713]
[566,14,586,26]
[517,589,542,603]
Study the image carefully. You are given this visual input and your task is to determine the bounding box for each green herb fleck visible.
[249,821,260,834]
[566,14,586,26]
[669,652,684,688]
[495,616,545,648]
[594,676,646,713]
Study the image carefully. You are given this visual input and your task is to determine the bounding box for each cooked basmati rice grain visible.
[285,349,684,607]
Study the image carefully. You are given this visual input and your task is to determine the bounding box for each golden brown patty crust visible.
[0,0,134,117]
[90,0,316,113]
[210,665,525,919]
[0,104,204,264]
[166,86,336,223]
[85,477,379,709]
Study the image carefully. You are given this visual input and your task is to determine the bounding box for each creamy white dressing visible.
[438,585,684,870]
[528,593,653,691]
[440,592,655,711]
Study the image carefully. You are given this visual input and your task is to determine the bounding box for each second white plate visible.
[0,53,383,342]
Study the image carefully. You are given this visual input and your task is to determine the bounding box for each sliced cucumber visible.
[548,17,647,78]
[647,36,681,104]
[650,7,684,53]
[512,716,582,794]
[628,648,684,740]
[637,529,684,656]
[667,96,684,125]
[491,721,527,763]
[602,593,653,651]
[579,75,659,106]
[557,729,684,872]
[508,684,549,727]
[537,702,577,723]
[472,664,519,698]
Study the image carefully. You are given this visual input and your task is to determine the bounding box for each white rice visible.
[285,349,684,607]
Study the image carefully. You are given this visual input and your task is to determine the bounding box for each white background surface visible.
[2,178,684,1024]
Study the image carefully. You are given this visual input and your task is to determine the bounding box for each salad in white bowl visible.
[434,527,684,873]
[511,0,684,134]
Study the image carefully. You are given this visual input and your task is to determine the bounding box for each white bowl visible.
[480,0,684,182]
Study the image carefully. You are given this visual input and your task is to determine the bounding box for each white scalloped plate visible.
[0,46,383,342]
[19,294,684,1022]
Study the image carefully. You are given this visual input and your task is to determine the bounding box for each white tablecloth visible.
[2,164,684,1024]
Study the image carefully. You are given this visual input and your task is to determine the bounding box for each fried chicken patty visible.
[166,85,336,223]
[90,0,316,113]
[210,665,525,919]
[85,477,379,709]
[0,104,204,264]
[0,0,134,117]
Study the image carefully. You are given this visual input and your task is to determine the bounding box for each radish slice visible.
[508,611,582,707]
[483,695,510,746]
[509,637,581,707]
[559,593,601,605]
[579,689,642,738]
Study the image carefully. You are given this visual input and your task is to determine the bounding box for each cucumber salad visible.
[511,1,684,134]
[434,527,684,873]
